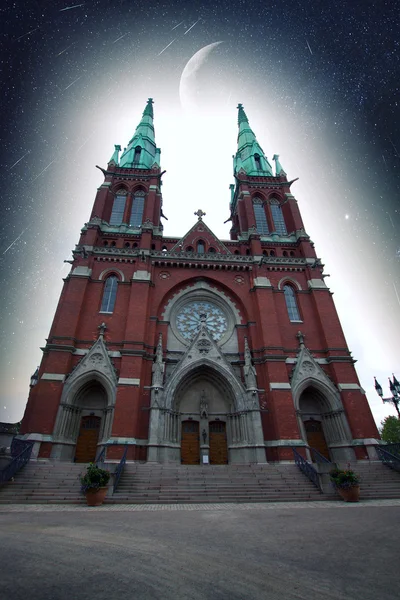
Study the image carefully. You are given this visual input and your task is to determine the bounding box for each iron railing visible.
[384,443,400,458]
[95,446,106,467]
[113,445,128,493]
[376,446,400,473]
[292,447,322,491]
[309,447,331,464]
[0,440,34,484]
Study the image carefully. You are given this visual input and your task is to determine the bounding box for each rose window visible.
[176,301,228,341]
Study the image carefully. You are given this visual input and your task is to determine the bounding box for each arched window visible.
[208,247,216,253]
[129,190,145,227]
[254,153,262,170]
[253,200,269,235]
[100,276,118,313]
[283,284,301,321]
[270,200,287,235]
[133,146,141,165]
[110,192,127,226]
[197,240,205,254]
[186,246,193,252]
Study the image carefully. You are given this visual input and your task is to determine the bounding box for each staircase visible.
[1,460,399,504]
[109,463,326,504]
[0,461,85,504]
[338,461,400,500]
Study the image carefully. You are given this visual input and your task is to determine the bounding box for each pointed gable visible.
[170,218,231,255]
[67,335,118,388]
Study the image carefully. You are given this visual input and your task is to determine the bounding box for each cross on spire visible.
[194,209,206,220]
[98,322,107,339]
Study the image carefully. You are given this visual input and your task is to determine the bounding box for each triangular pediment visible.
[170,219,231,255]
[68,336,117,385]
[290,345,340,405]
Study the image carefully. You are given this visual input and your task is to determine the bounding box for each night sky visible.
[1,0,399,426]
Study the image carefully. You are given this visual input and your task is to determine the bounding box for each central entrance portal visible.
[181,421,200,464]
[75,415,101,463]
[209,421,228,464]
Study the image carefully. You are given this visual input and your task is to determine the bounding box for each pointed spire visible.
[273,154,286,176]
[233,103,273,176]
[109,144,121,166]
[119,98,161,169]
[152,333,165,388]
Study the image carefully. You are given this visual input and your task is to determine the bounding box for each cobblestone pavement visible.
[0,498,399,511]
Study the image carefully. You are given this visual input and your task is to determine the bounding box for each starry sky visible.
[0,0,399,427]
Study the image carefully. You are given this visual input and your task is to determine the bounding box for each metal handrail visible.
[309,447,331,464]
[113,445,128,493]
[292,447,322,491]
[0,440,34,484]
[376,446,400,473]
[95,446,106,467]
[383,443,400,458]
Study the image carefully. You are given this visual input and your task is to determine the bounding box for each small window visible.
[253,202,269,235]
[186,246,193,252]
[133,146,141,165]
[101,276,118,313]
[103,241,108,247]
[197,240,205,254]
[283,285,301,321]
[162,246,168,253]
[130,192,145,227]
[271,201,287,235]
[270,250,275,257]
[208,247,216,253]
[263,250,268,256]
[234,250,240,255]
[283,251,288,257]
[290,251,295,257]
[254,153,261,170]
[125,242,130,248]
[110,194,126,226]
[151,244,156,250]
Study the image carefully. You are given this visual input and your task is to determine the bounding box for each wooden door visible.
[75,416,101,463]
[304,419,330,460]
[181,421,200,464]
[209,421,228,465]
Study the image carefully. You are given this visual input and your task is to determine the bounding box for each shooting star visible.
[112,33,128,44]
[31,160,56,182]
[17,27,40,41]
[59,4,84,11]
[10,150,30,169]
[184,19,201,35]
[157,38,176,56]
[64,75,82,91]
[387,213,395,228]
[382,154,388,170]
[2,227,30,256]
[55,43,74,57]
[305,38,313,55]
[388,136,400,159]
[393,283,400,307]
[76,134,95,153]
[171,20,184,31]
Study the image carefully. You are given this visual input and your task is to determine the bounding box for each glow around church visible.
[20,99,379,465]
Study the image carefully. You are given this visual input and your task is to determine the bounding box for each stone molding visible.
[307,279,328,290]
[71,266,92,277]
[264,439,306,447]
[41,373,65,382]
[253,276,272,288]
[269,382,292,390]
[132,270,151,281]
[118,378,140,386]
[338,383,365,393]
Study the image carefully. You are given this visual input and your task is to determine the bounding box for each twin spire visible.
[108,99,286,178]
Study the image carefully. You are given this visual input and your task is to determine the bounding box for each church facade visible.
[20,99,380,464]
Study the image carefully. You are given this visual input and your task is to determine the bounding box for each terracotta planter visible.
[337,485,360,502]
[84,486,108,506]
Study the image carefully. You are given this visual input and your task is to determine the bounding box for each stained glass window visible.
[110,195,126,226]
[130,194,145,227]
[283,285,301,321]
[176,301,228,341]
[271,202,287,235]
[254,203,269,235]
[101,276,118,313]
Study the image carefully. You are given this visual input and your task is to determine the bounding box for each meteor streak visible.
[171,21,184,31]
[59,4,85,11]
[55,43,74,56]
[64,75,82,90]
[17,27,40,41]
[2,227,30,256]
[306,38,313,55]
[393,283,400,307]
[184,19,201,35]
[157,39,177,56]
[112,33,128,43]
[31,160,56,182]
[10,150,30,169]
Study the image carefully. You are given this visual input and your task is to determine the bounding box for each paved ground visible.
[1,501,399,600]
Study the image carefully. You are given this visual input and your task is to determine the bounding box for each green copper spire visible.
[273,154,286,176]
[109,144,121,166]
[233,104,273,176]
[119,98,161,169]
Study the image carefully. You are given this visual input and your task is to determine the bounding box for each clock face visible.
[176,301,228,341]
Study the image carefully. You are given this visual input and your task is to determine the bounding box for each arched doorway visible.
[73,381,107,463]
[303,419,330,460]
[209,421,228,464]
[181,421,200,464]
[75,416,101,463]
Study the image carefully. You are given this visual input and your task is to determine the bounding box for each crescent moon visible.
[179,42,223,111]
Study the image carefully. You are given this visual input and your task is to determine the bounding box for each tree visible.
[380,416,400,443]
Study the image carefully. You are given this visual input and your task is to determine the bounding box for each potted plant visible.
[329,466,360,502]
[80,463,111,506]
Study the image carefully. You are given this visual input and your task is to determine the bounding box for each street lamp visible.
[374,375,400,418]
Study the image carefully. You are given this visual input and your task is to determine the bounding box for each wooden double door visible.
[75,416,101,463]
[304,419,330,460]
[180,420,228,465]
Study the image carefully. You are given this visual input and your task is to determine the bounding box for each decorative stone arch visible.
[251,191,267,204]
[99,268,125,282]
[131,184,147,195]
[278,277,302,291]
[112,185,128,196]
[290,347,354,461]
[266,191,284,204]
[51,337,117,461]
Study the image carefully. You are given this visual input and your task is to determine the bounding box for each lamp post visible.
[30,367,39,388]
[374,375,400,418]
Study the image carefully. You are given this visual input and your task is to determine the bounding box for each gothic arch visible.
[99,268,125,282]
[112,185,128,195]
[278,276,302,291]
